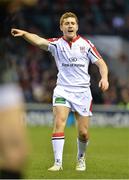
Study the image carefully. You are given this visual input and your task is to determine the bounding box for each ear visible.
[60,25,63,32]
[76,24,79,31]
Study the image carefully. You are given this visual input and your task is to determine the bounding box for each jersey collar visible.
[62,35,80,47]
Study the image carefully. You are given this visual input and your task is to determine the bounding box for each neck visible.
[63,35,78,42]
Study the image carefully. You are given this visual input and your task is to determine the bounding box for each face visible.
[60,17,78,41]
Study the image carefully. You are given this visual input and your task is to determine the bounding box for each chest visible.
[58,42,89,60]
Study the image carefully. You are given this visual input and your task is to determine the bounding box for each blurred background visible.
[0,0,129,126]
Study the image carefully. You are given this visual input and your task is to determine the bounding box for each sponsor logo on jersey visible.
[55,97,66,104]
[68,57,77,62]
[62,63,85,67]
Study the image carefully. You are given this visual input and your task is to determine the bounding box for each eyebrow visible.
[64,20,76,23]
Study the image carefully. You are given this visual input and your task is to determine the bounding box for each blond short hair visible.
[60,12,78,25]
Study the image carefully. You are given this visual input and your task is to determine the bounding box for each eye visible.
[71,22,76,25]
[64,22,69,25]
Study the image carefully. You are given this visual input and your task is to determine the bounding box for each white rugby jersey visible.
[48,35,102,92]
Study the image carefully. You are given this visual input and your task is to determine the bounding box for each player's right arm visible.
[11,28,49,51]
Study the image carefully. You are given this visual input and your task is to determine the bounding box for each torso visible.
[48,35,101,92]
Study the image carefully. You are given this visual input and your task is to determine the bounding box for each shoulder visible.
[48,37,62,43]
[79,35,94,47]
[47,37,62,52]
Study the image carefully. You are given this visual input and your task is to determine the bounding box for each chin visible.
[67,35,75,40]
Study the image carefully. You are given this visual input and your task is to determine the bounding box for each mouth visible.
[68,30,74,33]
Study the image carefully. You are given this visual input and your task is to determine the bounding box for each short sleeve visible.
[48,42,57,57]
[87,40,102,63]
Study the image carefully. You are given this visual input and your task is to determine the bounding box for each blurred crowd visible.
[4,0,129,38]
[1,0,129,108]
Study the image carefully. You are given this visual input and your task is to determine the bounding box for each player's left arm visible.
[94,59,109,92]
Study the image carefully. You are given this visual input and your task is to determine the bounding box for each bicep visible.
[94,58,107,68]
[38,38,50,51]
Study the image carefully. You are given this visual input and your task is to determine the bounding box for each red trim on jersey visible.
[89,100,92,112]
[48,37,61,42]
[81,36,102,59]
[52,132,64,137]
[81,36,90,44]
[62,35,80,48]
[92,46,102,59]
[48,35,80,48]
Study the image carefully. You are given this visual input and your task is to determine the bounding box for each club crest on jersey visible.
[80,46,85,54]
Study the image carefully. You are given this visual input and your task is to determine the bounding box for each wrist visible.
[22,31,28,37]
[101,77,108,81]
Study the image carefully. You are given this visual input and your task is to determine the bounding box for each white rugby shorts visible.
[53,86,93,116]
[0,83,24,110]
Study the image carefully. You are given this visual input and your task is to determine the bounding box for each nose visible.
[68,23,73,28]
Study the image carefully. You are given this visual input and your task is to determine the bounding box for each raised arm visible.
[94,59,109,92]
[11,28,49,51]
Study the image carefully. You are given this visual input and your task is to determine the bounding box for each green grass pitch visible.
[24,126,129,179]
